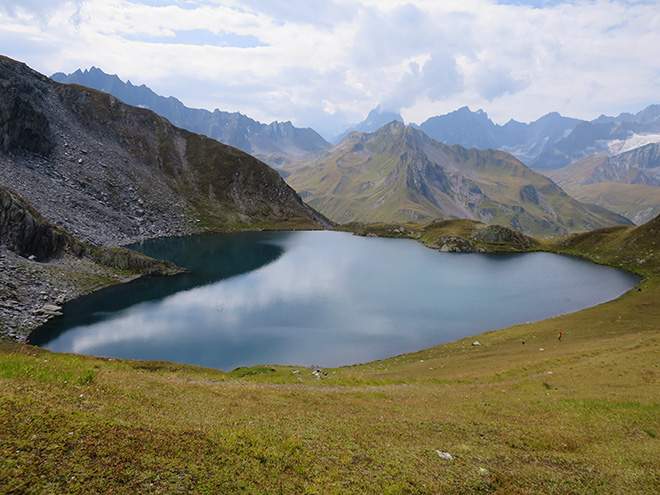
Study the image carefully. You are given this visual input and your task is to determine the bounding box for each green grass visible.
[229,366,276,378]
[2,219,660,493]
[561,182,660,225]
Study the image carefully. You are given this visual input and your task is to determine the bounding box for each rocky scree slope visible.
[0,185,182,341]
[0,56,329,247]
[0,55,329,340]
[284,121,631,237]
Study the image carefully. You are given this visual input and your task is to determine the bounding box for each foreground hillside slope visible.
[284,121,630,237]
[1,216,658,494]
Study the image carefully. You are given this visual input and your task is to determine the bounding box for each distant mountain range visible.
[50,68,331,168]
[532,106,660,170]
[538,110,660,225]
[283,121,631,237]
[50,65,660,226]
[413,107,581,166]
[412,105,660,171]
[52,67,660,172]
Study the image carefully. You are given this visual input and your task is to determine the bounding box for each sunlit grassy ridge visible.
[283,123,629,237]
[2,218,659,494]
[559,182,660,230]
[545,154,660,225]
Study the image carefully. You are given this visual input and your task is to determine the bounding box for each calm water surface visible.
[31,231,639,370]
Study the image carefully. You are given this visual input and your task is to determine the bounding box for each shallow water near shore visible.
[31,231,640,370]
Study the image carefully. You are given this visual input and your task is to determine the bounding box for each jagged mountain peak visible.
[332,106,404,143]
[377,119,407,135]
[592,104,660,125]
[363,106,404,125]
[422,106,493,125]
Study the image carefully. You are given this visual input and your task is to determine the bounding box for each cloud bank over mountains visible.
[1,0,659,140]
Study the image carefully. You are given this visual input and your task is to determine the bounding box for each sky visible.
[1,0,659,140]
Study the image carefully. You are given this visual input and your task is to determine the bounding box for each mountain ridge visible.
[413,106,581,165]
[544,144,660,224]
[532,106,660,170]
[51,67,331,168]
[284,121,631,237]
[50,67,660,177]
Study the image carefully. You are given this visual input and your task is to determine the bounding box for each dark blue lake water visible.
[31,231,639,370]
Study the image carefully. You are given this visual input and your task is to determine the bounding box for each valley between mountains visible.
[2,54,660,494]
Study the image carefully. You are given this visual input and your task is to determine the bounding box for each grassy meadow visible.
[1,218,659,494]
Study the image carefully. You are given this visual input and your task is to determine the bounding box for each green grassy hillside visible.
[2,217,659,493]
[545,154,660,225]
[558,182,660,226]
[284,123,630,237]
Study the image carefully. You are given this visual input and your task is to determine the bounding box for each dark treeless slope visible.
[0,55,330,248]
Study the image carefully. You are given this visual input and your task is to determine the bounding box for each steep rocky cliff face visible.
[0,77,54,157]
[0,184,186,341]
[0,186,74,261]
[0,184,183,271]
[0,56,329,249]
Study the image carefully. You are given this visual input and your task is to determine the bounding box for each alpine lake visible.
[30,231,640,371]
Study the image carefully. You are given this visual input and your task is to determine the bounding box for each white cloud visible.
[1,0,659,137]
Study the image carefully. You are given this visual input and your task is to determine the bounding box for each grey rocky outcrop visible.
[0,185,77,261]
[470,225,533,249]
[0,76,54,156]
[0,184,185,341]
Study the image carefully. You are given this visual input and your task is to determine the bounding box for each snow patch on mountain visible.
[603,133,660,156]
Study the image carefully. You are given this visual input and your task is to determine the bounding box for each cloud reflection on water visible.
[44,231,639,370]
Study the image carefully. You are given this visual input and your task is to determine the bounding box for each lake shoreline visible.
[27,227,642,370]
